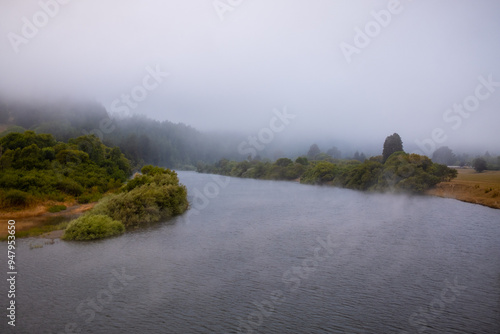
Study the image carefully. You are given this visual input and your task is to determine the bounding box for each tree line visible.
[198,133,458,194]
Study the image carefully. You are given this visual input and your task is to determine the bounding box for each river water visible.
[2,171,499,333]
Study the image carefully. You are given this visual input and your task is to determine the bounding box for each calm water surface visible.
[2,171,500,333]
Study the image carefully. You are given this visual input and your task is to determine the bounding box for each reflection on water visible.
[2,171,499,333]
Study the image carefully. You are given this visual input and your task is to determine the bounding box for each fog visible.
[1,0,499,155]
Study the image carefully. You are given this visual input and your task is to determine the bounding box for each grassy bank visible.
[0,202,96,240]
[427,169,500,209]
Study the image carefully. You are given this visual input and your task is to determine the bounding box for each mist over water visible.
[2,172,499,333]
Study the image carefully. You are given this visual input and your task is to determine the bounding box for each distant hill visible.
[0,97,242,169]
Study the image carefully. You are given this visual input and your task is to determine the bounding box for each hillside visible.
[0,97,241,169]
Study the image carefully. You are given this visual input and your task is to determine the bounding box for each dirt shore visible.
[0,202,95,238]
[426,169,500,210]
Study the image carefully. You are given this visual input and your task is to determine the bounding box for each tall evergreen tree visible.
[382,133,403,163]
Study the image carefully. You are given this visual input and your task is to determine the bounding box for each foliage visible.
[300,152,455,193]
[85,167,188,230]
[301,161,338,184]
[198,158,304,181]
[0,189,35,208]
[307,144,321,159]
[382,133,403,163]
[295,157,309,165]
[0,98,251,168]
[62,214,125,241]
[432,146,456,166]
[326,146,342,159]
[473,158,488,173]
[200,150,458,194]
[0,131,131,209]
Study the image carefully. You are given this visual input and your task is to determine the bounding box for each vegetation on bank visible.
[62,214,124,241]
[62,166,188,241]
[198,134,458,194]
[0,131,131,210]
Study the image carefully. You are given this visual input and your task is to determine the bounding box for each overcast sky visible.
[1,0,499,154]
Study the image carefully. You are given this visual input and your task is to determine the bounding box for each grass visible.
[452,169,500,186]
[0,202,97,240]
[427,169,500,209]
[0,221,70,241]
[48,205,67,213]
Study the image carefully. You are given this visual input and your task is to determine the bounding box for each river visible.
[2,171,499,333]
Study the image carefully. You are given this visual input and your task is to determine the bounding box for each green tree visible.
[301,161,337,184]
[382,133,403,163]
[326,146,341,159]
[274,158,293,167]
[473,158,487,172]
[307,144,321,159]
[295,156,309,165]
[432,146,456,165]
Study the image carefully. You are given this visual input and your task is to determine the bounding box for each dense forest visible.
[0,97,242,169]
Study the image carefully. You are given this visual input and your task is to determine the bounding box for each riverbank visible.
[426,169,500,209]
[0,202,96,239]
[3,169,498,240]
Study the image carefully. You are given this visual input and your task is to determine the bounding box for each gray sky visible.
[1,0,499,155]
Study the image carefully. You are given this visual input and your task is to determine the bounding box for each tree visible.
[432,146,456,166]
[382,133,403,163]
[295,156,309,165]
[274,157,293,167]
[353,151,366,162]
[307,144,321,159]
[326,146,341,159]
[473,158,487,172]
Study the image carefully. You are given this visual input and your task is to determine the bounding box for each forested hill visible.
[0,98,241,169]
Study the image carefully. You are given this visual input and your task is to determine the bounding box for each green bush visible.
[62,214,125,241]
[1,189,35,208]
[86,168,188,229]
[56,179,84,196]
[105,182,188,229]
[77,192,102,204]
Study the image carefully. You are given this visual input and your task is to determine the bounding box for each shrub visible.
[78,192,102,204]
[1,189,35,208]
[301,161,337,185]
[105,182,188,229]
[62,214,125,241]
[87,170,188,229]
[56,179,84,196]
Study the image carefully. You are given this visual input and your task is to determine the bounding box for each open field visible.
[427,169,500,209]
